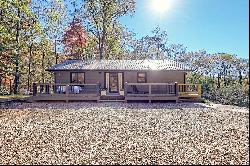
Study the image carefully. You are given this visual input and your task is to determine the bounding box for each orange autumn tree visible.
[62,19,87,59]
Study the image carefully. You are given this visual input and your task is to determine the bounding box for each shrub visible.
[203,84,249,107]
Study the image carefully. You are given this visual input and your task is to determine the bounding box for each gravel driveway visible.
[0,102,249,165]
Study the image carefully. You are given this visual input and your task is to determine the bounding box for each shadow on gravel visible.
[0,101,209,110]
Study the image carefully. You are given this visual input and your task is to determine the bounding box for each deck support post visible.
[124,82,128,96]
[45,84,49,94]
[40,84,44,94]
[149,84,152,95]
[198,84,202,96]
[175,82,179,97]
[96,82,101,96]
[53,85,56,93]
[65,84,69,102]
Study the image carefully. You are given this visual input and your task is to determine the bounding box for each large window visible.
[70,72,85,83]
[137,72,147,83]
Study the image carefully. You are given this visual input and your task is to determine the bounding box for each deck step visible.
[99,100,125,102]
[100,95,125,100]
[179,98,201,102]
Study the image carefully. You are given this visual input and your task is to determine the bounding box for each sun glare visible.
[149,0,175,17]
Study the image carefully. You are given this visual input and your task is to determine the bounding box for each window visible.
[70,72,85,83]
[137,72,147,83]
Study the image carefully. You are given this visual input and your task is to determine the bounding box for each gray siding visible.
[54,71,104,85]
[124,71,185,84]
[85,71,104,85]
[54,71,70,83]
[54,70,185,88]
[124,71,185,93]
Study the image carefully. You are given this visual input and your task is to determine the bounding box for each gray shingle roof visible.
[47,59,191,71]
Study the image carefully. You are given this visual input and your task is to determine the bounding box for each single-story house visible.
[31,59,201,102]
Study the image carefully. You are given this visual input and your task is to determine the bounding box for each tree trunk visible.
[212,74,215,87]
[55,39,58,64]
[98,38,103,60]
[157,42,160,60]
[217,73,221,89]
[0,76,2,93]
[9,79,12,95]
[13,8,20,94]
[27,44,32,92]
[0,51,2,92]
[100,38,105,59]
[239,70,242,85]
[42,51,45,83]
[224,67,227,86]
[228,70,231,85]
[99,4,107,60]
[99,27,106,60]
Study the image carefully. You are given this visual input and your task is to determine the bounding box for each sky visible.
[120,0,249,58]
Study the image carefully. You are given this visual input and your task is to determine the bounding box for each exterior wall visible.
[54,71,70,83]
[124,71,185,84]
[124,71,186,93]
[84,71,104,85]
[54,71,105,87]
[53,70,186,89]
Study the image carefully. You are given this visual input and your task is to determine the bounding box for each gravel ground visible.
[0,102,249,165]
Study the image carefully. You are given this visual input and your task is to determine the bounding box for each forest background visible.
[0,0,249,107]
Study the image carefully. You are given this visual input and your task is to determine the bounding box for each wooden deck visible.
[178,84,201,98]
[125,83,179,102]
[31,83,100,102]
[30,83,201,102]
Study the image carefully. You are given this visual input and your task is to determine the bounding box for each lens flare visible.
[149,0,175,17]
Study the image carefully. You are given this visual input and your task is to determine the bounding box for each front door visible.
[109,73,119,93]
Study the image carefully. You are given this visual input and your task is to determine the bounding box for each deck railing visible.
[32,82,201,99]
[178,84,201,97]
[124,82,178,96]
[33,83,101,96]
